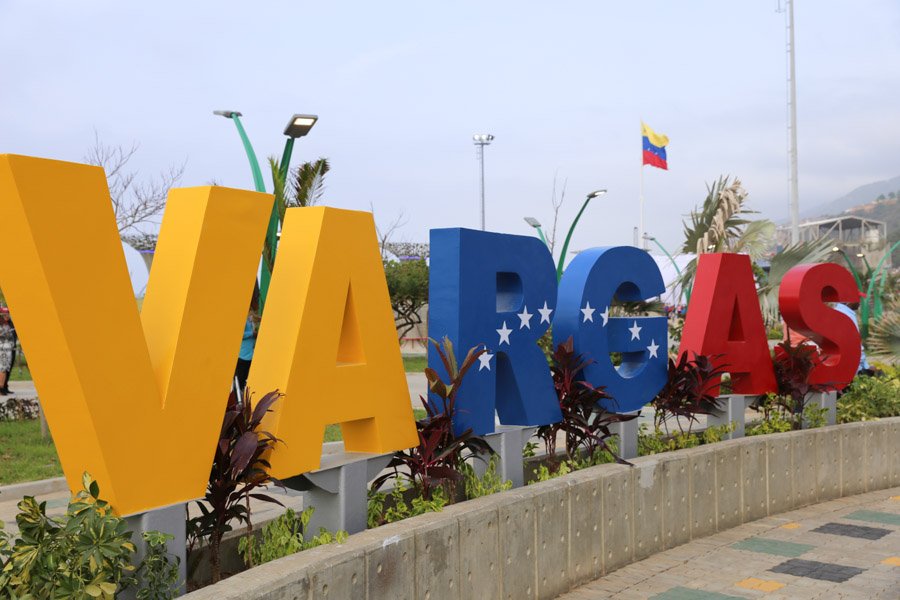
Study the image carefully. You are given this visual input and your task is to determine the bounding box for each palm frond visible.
[730,219,776,260]
[291,158,330,207]
[757,238,834,325]
[680,176,755,255]
[868,310,900,359]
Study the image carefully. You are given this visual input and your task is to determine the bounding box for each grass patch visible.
[324,408,426,443]
[402,355,426,372]
[9,363,31,382]
[1,410,429,485]
[11,358,424,380]
[0,419,62,485]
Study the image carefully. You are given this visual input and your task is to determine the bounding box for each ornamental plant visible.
[650,352,727,436]
[0,473,178,600]
[186,389,285,583]
[537,338,634,467]
[371,337,493,503]
[771,337,830,430]
[237,507,347,568]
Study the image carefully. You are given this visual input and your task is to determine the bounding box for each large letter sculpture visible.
[428,228,561,435]
[248,207,418,477]
[0,155,270,514]
[553,246,668,413]
[779,263,861,389]
[679,253,776,395]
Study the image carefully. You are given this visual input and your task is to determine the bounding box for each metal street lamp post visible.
[556,189,606,280]
[214,110,318,310]
[524,217,548,246]
[643,233,689,304]
[861,239,900,337]
[831,247,863,292]
[473,134,494,230]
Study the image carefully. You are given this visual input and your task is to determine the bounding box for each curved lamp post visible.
[643,233,689,304]
[214,111,318,311]
[523,217,548,246]
[556,189,606,280]
[831,246,863,291]
[861,239,900,337]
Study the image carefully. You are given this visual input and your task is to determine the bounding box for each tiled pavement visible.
[557,487,900,599]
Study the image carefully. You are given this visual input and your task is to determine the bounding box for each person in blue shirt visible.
[833,296,871,374]
[234,284,260,396]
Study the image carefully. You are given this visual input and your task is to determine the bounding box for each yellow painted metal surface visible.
[249,207,418,477]
[0,155,271,515]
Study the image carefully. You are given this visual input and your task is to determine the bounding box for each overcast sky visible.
[2,1,899,254]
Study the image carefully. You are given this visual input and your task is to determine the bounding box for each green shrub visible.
[637,422,734,456]
[237,507,347,568]
[136,531,181,600]
[838,373,900,423]
[0,473,178,600]
[460,456,512,499]
[533,461,572,482]
[367,480,448,528]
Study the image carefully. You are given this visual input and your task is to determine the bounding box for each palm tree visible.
[676,176,831,325]
[263,157,331,276]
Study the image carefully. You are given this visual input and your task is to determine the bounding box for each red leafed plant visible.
[772,336,829,429]
[186,389,284,584]
[371,337,492,501]
[651,352,727,435]
[537,337,635,465]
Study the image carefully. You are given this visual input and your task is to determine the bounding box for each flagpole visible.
[638,121,645,249]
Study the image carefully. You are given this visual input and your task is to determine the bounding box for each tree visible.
[877,193,886,201]
[84,133,185,234]
[384,258,429,340]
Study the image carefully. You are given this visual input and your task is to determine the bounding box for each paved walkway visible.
[559,488,900,599]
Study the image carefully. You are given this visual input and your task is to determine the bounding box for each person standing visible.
[233,285,260,396]
[0,307,15,396]
[833,296,872,375]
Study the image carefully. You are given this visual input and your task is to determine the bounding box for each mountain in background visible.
[799,176,900,266]
[800,175,900,220]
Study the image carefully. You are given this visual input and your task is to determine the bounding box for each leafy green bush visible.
[838,373,900,423]
[367,480,449,529]
[638,422,735,456]
[237,507,347,568]
[136,531,181,600]
[460,456,512,499]
[0,473,178,600]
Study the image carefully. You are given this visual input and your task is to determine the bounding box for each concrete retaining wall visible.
[184,418,900,600]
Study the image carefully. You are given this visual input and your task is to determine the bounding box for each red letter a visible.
[679,253,776,395]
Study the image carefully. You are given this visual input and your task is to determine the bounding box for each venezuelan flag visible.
[642,122,669,170]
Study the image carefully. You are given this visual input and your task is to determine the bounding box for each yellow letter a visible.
[0,155,271,514]
[248,207,418,478]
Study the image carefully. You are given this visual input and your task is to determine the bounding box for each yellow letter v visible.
[0,155,271,515]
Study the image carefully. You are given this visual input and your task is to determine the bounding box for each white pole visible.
[639,140,645,249]
[478,143,486,231]
[787,0,800,244]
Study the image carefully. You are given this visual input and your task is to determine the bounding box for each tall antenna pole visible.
[786,0,800,244]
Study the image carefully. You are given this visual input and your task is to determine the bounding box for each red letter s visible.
[778,263,861,390]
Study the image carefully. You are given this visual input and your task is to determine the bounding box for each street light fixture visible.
[556,189,607,280]
[284,114,318,139]
[524,217,548,246]
[830,246,863,292]
[214,109,318,311]
[473,134,494,231]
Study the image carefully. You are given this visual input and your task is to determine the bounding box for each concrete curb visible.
[0,476,68,499]
[183,418,899,600]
